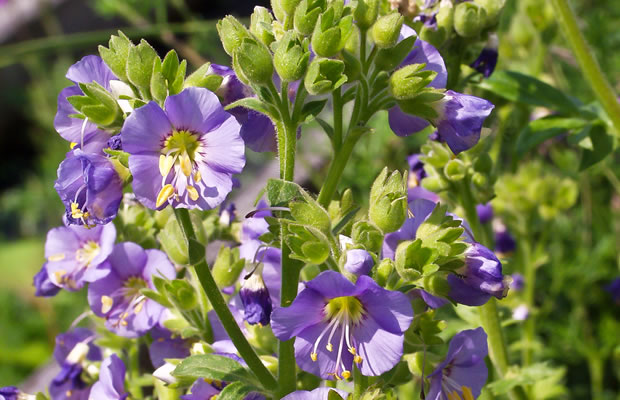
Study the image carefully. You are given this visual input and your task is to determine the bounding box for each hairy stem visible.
[174,209,278,391]
[551,0,620,136]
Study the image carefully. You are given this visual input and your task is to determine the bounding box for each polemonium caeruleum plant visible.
[12,0,619,399]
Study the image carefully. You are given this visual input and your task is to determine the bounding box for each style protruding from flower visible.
[43,223,115,291]
[122,87,245,211]
[55,149,124,226]
[88,242,176,337]
[271,271,413,380]
[89,354,128,400]
[426,327,488,400]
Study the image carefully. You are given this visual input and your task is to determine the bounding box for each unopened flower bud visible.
[274,31,310,81]
[474,0,506,26]
[453,2,487,38]
[369,167,408,233]
[212,246,245,288]
[344,249,374,276]
[294,0,324,36]
[472,172,488,188]
[279,0,303,15]
[304,58,348,95]
[371,12,404,49]
[421,175,449,192]
[250,6,276,46]
[311,7,351,57]
[354,0,379,30]
[389,64,438,100]
[239,272,273,326]
[443,159,467,181]
[217,16,251,56]
[375,258,394,286]
[234,38,274,85]
[167,280,198,311]
[351,221,384,254]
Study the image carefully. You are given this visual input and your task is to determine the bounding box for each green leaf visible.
[478,70,581,114]
[266,178,302,207]
[217,382,261,400]
[300,99,328,122]
[173,354,260,387]
[332,206,361,234]
[580,123,614,170]
[161,50,180,83]
[140,288,172,307]
[127,39,159,91]
[316,117,334,139]
[225,97,278,120]
[170,60,187,95]
[515,116,589,158]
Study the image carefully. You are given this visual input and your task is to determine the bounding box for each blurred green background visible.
[0,0,618,397]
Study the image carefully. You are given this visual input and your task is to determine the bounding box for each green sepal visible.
[98,31,133,81]
[127,39,159,94]
[374,35,416,71]
[285,223,331,264]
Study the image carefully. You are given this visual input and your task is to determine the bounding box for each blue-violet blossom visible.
[89,354,128,400]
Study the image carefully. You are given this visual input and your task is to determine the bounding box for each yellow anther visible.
[48,253,66,262]
[341,370,351,379]
[180,153,193,177]
[408,174,419,188]
[70,142,78,149]
[101,296,114,314]
[194,170,202,183]
[156,184,176,207]
[348,347,356,355]
[158,337,165,342]
[187,185,199,201]
[354,355,363,364]
[71,202,84,219]
[159,154,175,177]
[120,320,128,326]
[66,390,73,397]
[54,270,67,283]
[310,352,317,362]
[461,386,474,400]
[326,343,333,352]
[134,301,144,314]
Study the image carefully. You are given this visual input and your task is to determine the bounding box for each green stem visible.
[459,184,528,400]
[521,238,535,368]
[128,343,143,399]
[551,0,620,136]
[353,366,368,399]
[173,209,277,392]
[332,87,344,151]
[317,126,365,207]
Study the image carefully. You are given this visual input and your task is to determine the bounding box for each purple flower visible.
[476,203,493,224]
[88,242,176,337]
[470,48,498,78]
[210,64,277,152]
[388,26,494,154]
[0,387,20,400]
[54,56,117,146]
[55,149,123,226]
[148,326,190,368]
[606,278,620,303]
[271,271,413,379]
[410,289,449,309]
[33,264,61,297]
[427,328,488,400]
[282,388,350,400]
[181,377,265,400]
[448,243,510,306]
[494,224,516,255]
[431,90,494,154]
[239,272,273,326]
[107,134,123,151]
[122,87,245,210]
[382,198,438,260]
[43,223,115,291]
[344,249,374,276]
[510,273,525,291]
[89,354,128,400]
[49,328,102,400]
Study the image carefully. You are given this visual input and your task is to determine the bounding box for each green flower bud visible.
[371,12,404,49]
[443,159,467,181]
[423,273,451,298]
[405,352,435,376]
[421,175,449,192]
[369,167,408,233]
[184,62,224,92]
[374,258,394,287]
[421,141,451,168]
[212,246,246,288]
[280,0,302,15]
[351,221,384,254]
[294,0,325,36]
[453,2,487,38]
[311,11,341,57]
[394,240,423,281]
[471,172,488,188]
[354,0,379,31]
[474,0,506,25]
[304,57,348,95]
[473,153,493,173]
[274,31,310,81]
[271,0,286,22]
[234,38,274,85]
[217,16,252,56]
[389,64,438,100]
[419,26,448,49]
[436,0,454,30]
[250,6,276,46]
[166,280,198,311]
